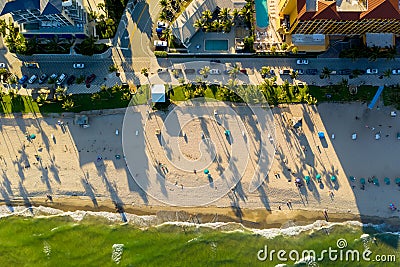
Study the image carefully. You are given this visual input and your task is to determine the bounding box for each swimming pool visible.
[205,40,228,51]
[255,0,269,29]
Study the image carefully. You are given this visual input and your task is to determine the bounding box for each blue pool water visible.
[205,40,228,51]
[255,0,269,29]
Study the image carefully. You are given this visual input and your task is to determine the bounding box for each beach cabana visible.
[330,175,337,182]
[384,177,390,185]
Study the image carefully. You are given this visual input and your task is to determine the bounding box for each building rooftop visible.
[336,0,367,12]
[297,0,400,20]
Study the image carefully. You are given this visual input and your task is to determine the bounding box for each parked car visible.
[305,69,318,75]
[294,69,304,75]
[0,63,6,68]
[48,73,58,82]
[366,68,378,74]
[18,75,28,84]
[184,69,195,74]
[296,59,309,65]
[392,69,400,75]
[154,40,167,47]
[279,69,291,75]
[209,69,221,75]
[25,62,38,68]
[73,63,85,69]
[38,74,48,84]
[338,69,352,75]
[66,75,76,85]
[56,73,67,85]
[28,74,38,84]
[85,74,96,85]
[157,21,168,28]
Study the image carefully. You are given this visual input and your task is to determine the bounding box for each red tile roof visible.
[295,0,400,21]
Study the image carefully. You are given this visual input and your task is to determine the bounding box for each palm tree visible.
[202,10,213,22]
[211,20,221,32]
[78,35,97,56]
[260,66,270,78]
[62,98,74,111]
[159,0,168,9]
[159,11,167,21]
[199,66,210,78]
[231,8,240,22]
[194,19,205,31]
[321,67,331,79]
[291,46,298,54]
[368,45,380,61]
[219,8,231,22]
[383,69,391,78]
[161,28,173,46]
[141,68,149,77]
[222,20,233,33]
[290,70,298,80]
[229,66,240,79]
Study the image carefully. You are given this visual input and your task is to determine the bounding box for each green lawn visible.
[308,85,377,102]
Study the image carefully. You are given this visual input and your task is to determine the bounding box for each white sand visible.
[0,103,399,219]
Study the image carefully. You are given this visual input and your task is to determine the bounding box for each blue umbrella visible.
[349,176,355,181]
[156,27,163,34]
[395,178,400,185]
[360,178,366,185]
[304,176,310,183]
[331,175,337,182]
[316,174,321,180]
[204,169,209,174]
[384,177,390,185]
[373,178,379,185]
[318,132,325,138]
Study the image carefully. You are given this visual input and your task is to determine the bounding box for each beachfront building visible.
[275,0,400,51]
[0,0,89,38]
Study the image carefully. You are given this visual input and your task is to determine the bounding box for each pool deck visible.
[187,31,236,54]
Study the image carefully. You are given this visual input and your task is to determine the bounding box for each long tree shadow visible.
[18,182,33,213]
[81,178,98,208]
[257,183,271,211]
[0,187,14,212]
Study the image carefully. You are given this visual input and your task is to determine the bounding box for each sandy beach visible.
[1,102,400,228]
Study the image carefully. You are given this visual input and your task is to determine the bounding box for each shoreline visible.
[3,196,400,231]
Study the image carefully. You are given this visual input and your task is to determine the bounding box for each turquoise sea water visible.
[255,0,269,29]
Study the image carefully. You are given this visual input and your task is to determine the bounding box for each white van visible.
[56,73,67,85]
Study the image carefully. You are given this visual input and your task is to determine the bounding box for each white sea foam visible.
[111,244,124,264]
[0,205,399,237]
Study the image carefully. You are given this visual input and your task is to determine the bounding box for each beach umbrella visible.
[349,176,355,181]
[304,176,310,183]
[331,175,337,182]
[395,178,400,185]
[318,132,325,138]
[316,174,321,180]
[360,178,366,185]
[384,177,390,185]
[204,169,209,174]
[30,134,36,139]
[373,178,379,185]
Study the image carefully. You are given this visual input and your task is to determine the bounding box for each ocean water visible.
[0,206,399,266]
